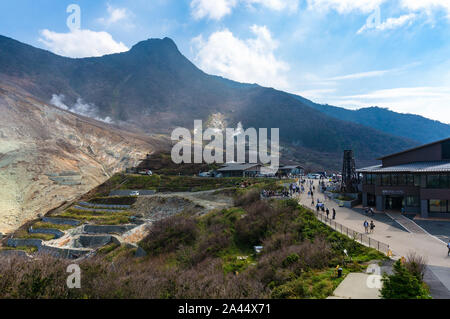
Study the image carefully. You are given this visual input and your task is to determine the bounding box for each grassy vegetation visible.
[0,246,38,254]
[32,222,75,231]
[15,229,55,241]
[91,173,279,197]
[55,208,133,225]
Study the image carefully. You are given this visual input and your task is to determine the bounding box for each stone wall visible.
[83,224,137,235]
[29,227,65,239]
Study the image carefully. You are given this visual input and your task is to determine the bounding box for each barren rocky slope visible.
[0,84,167,234]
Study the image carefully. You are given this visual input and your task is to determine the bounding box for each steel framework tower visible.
[341,150,358,193]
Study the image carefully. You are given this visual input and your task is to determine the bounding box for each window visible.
[375,174,381,186]
[426,175,450,188]
[429,200,448,213]
[406,196,420,207]
[414,175,421,187]
[406,174,414,185]
[398,174,406,186]
[440,175,450,188]
[391,174,398,186]
[363,174,374,185]
[427,175,440,188]
[382,174,391,186]
[442,140,450,160]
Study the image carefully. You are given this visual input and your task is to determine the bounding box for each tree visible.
[380,260,430,299]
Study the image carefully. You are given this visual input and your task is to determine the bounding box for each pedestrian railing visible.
[311,208,390,255]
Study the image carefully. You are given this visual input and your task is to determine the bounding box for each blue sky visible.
[1,0,450,123]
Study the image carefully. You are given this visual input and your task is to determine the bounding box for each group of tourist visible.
[315,198,336,220]
[363,220,376,234]
[260,189,290,199]
[289,182,303,195]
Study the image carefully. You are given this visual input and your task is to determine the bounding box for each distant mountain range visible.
[296,100,450,145]
[0,34,424,171]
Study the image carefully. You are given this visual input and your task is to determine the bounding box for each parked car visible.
[138,170,153,176]
[130,191,140,196]
[198,171,212,177]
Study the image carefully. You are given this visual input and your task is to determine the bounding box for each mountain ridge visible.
[0,34,419,167]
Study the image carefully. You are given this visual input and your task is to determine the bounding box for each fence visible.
[312,209,390,255]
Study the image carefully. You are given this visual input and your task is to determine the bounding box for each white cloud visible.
[39,29,128,58]
[245,0,299,11]
[190,0,299,20]
[358,13,416,33]
[401,0,450,17]
[192,25,289,89]
[326,87,450,123]
[98,4,133,27]
[327,69,392,81]
[190,0,237,20]
[307,0,386,14]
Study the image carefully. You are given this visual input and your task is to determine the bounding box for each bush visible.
[235,201,276,246]
[405,252,427,281]
[234,188,261,207]
[140,215,198,255]
[381,260,430,299]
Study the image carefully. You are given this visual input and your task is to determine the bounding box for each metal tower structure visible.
[341,150,358,193]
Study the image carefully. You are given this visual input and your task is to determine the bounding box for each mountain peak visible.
[130,37,179,54]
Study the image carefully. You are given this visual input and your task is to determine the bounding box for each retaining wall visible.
[7,238,43,249]
[39,245,91,259]
[78,202,131,209]
[109,190,156,196]
[83,224,136,235]
[74,235,119,248]
[29,227,65,239]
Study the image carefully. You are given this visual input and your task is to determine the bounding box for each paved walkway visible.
[329,273,381,299]
[299,179,450,296]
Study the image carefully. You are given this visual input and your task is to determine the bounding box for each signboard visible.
[382,190,404,196]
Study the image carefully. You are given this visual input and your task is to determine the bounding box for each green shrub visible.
[381,260,431,299]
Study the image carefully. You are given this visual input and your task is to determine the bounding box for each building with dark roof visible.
[217,163,262,177]
[357,137,450,218]
[276,165,304,177]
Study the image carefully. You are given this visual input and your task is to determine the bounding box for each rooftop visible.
[377,137,450,160]
[217,163,261,172]
[357,161,450,173]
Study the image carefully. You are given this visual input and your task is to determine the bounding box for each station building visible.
[357,138,450,218]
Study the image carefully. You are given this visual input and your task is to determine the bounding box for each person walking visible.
[332,208,336,220]
[370,220,375,234]
[364,220,369,234]
[447,241,450,256]
[326,208,330,219]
